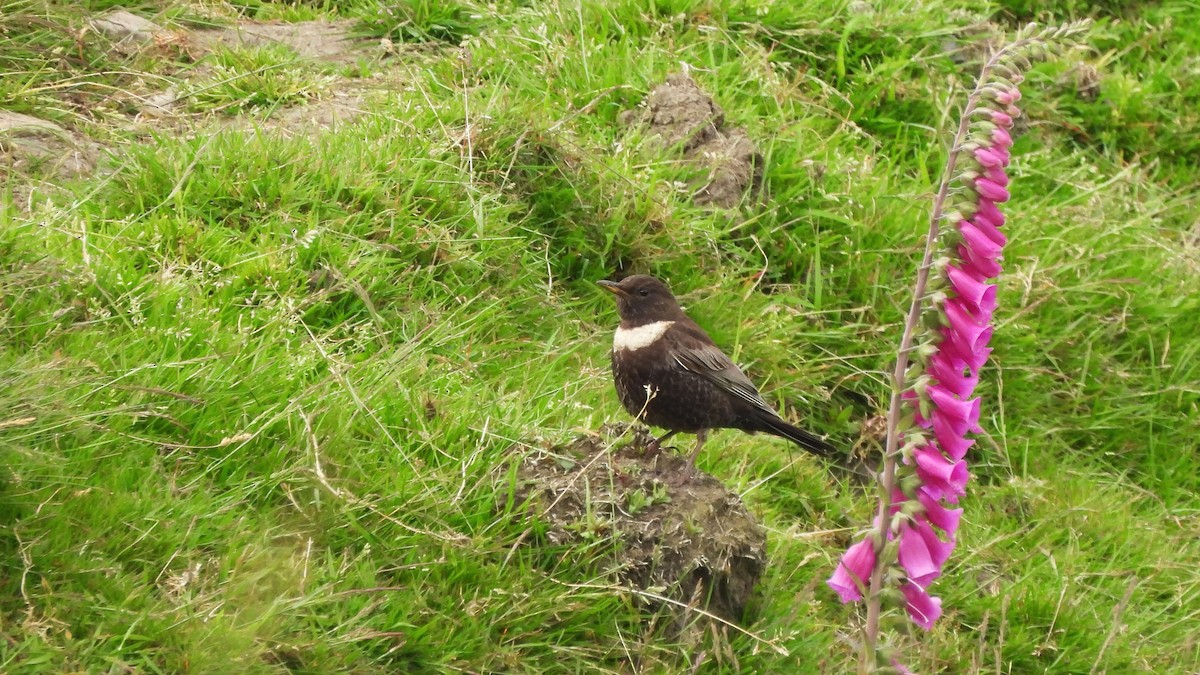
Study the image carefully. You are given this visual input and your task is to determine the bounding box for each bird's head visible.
[597,275,685,324]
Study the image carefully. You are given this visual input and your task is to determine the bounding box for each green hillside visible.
[2,1,1197,672]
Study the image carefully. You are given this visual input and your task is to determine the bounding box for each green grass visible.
[354,0,488,44]
[0,0,132,125]
[187,44,332,114]
[3,0,1199,672]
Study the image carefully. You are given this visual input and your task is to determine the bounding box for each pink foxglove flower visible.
[917,487,963,534]
[900,582,943,630]
[828,538,878,603]
[913,444,969,501]
[897,519,954,587]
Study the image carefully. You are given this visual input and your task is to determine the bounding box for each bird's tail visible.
[756,413,836,458]
[754,412,875,482]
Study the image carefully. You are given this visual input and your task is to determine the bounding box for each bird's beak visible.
[597,279,628,298]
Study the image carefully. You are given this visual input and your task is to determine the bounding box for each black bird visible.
[598,275,835,466]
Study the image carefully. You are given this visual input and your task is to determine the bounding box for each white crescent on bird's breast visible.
[613,321,675,352]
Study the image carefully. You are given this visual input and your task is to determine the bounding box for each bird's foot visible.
[646,430,678,455]
[666,460,704,487]
[647,441,680,456]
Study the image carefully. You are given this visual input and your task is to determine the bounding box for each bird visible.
[597,274,836,467]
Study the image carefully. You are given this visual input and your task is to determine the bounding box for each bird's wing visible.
[670,341,780,417]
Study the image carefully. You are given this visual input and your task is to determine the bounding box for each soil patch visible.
[1,111,103,182]
[193,19,361,62]
[89,10,362,63]
[622,72,762,208]
[507,424,767,625]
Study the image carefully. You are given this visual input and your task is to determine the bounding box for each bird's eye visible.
[638,289,649,297]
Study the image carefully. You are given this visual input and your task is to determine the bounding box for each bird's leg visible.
[686,429,708,468]
[649,430,677,453]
